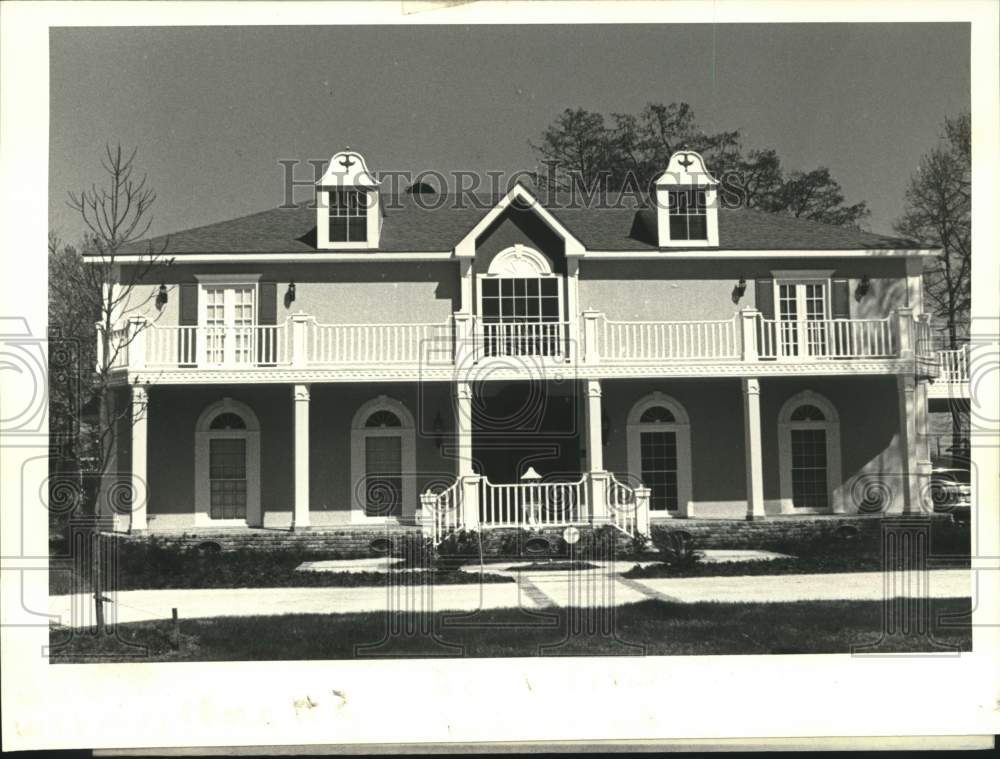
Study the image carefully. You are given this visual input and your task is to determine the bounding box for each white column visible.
[293,384,311,529]
[896,306,914,358]
[896,374,919,514]
[584,379,608,524]
[742,377,766,520]
[566,257,580,362]
[127,316,147,372]
[455,381,474,477]
[459,257,474,313]
[129,385,148,532]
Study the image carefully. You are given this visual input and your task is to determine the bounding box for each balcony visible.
[927,347,971,400]
[99,307,932,384]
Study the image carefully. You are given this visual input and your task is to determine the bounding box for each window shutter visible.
[179,283,198,325]
[258,282,277,325]
[178,283,198,365]
[831,279,851,319]
[754,279,774,319]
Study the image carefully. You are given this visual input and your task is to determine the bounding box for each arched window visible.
[477,245,564,358]
[626,393,693,517]
[778,391,842,514]
[350,396,417,523]
[194,398,261,526]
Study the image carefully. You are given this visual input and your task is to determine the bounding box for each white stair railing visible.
[420,480,461,543]
[479,476,586,528]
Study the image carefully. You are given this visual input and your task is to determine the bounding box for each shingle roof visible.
[113,191,922,257]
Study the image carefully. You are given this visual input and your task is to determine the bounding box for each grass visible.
[49,539,512,595]
[48,597,972,662]
[626,520,972,579]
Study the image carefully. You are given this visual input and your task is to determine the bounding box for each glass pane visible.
[365,409,402,428]
[790,429,828,509]
[790,404,825,422]
[330,217,348,242]
[210,412,246,430]
[669,215,688,240]
[640,406,676,423]
[481,279,498,297]
[209,438,247,519]
[348,217,367,242]
[640,430,679,511]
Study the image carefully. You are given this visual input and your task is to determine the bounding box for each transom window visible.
[329,189,368,242]
[210,412,247,430]
[667,189,707,241]
[639,406,676,424]
[365,409,402,428]
[790,404,825,422]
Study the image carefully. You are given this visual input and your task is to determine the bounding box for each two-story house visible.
[90,149,941,541]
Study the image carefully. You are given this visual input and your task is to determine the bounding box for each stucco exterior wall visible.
[600,374,904,519]
[144,381,455,529]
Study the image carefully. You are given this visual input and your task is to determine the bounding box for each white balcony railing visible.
[937,348,969,384]
[756,316,897,360]
[474,319,571,361]
[309,320,453,365]
[592,314,740,362]
[144,322,291,368]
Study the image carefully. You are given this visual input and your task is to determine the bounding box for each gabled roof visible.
[110,191,924,259]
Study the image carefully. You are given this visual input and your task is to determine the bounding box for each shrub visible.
[435,529,483,570]
[393,534,435,570]
[651,529,704,569]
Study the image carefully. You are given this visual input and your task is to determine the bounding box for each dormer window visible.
[667,188,708,241]
[654,151,719,248]
[329,189,368,243]
[316,150,380,250]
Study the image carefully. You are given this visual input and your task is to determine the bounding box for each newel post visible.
[588,470,609,526]
[740,308,760,363]
[582,309,602,365]
[896,306,914,359]
[460,474,481,530]
[290,312,311,368]
[634,486,652,536]
[127,316,147,371]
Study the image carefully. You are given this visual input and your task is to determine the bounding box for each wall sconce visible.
[431,411,445,451]
[855,275,871,300]
[731,277,747,304]
[284,282,296,308]
[155,283,168,310]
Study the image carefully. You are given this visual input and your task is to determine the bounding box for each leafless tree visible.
[60,143,171,631]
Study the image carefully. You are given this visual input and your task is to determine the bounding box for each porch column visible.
[293,384,311,529]
[585,379,609,523]
[129,385,148,532]
[742,377,766,520]
[455,381,474,477]
[896,374,926,514]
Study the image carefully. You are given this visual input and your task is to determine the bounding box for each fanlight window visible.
[639,406,676,424]
[365,409,402,428]
[790,404,825,422]
[209,412,247,430]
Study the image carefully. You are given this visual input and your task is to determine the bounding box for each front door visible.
[208,437,248,520]
[364,435,403,517]
[639,429,679,512]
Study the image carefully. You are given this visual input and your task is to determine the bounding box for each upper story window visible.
[654,151,718,247]
[329,189,368,242]
[316,150,381,249]
[667,189,708,241]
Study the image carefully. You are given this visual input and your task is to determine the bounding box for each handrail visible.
[479,475,586,528]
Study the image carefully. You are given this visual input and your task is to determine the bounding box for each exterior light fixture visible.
[155,283,168,309]
[731,277,747,304]
[855,275,872,299]
[287,282,297,303]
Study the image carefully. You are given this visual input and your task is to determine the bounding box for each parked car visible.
[930,461,971,521]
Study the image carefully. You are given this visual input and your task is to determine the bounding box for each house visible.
[89,148,950,540]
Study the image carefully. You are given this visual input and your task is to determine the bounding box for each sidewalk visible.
[48,569,972,629]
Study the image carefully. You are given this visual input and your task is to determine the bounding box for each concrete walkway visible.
[48,569,971,629]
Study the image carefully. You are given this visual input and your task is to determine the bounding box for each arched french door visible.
[626,392,693,518]
[350,396,417,523]
[778,391,842,514]
[194,398,262,527]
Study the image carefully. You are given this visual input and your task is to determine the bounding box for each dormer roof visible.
[317,149,379,189]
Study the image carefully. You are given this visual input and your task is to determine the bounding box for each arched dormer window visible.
[777,391,842,514]
[653,151,719,248]
[316,149,381,250]
[477,244,565,358]
[626,392,693,517]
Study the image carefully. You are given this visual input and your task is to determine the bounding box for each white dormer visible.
[316,149,381,249]
[653,150,719,248]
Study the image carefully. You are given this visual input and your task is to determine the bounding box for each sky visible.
[49,23,970,241]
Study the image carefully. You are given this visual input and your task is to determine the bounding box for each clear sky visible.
[49,23,969,242]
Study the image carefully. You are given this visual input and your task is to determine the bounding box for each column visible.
[566,258,580,362]
[585,379,609,524]
[742,377,765,520]
[129,385,148,532]
[896,374,925,515]
[455,381,474,477]
[293,384,311,529]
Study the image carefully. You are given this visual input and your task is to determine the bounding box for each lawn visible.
[49,597,972,662]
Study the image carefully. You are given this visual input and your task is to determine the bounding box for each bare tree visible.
[61,143,171,632]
